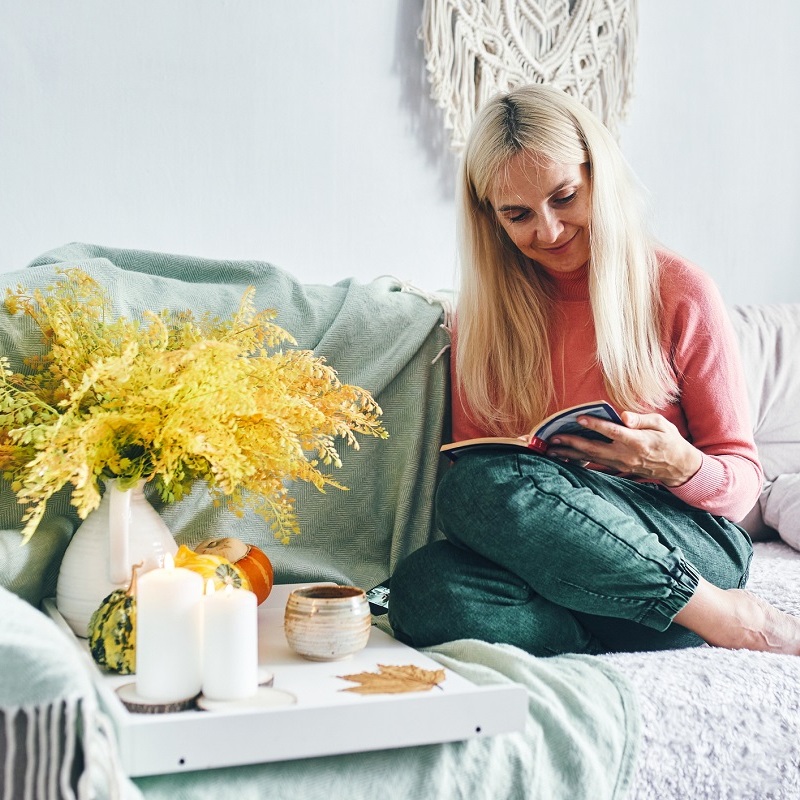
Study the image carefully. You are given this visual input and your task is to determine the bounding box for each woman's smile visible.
[540,230,579,255]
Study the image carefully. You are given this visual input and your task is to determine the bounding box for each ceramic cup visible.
[284,585,372,661]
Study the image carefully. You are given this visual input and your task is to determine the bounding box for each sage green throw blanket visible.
[2,242,451,601]
[0,243,639,800]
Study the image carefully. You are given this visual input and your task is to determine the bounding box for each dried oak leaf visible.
[337,663,446,694]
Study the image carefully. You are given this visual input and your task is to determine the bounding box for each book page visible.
[440,436,547,461]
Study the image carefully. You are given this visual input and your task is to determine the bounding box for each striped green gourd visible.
[87,563,140,674]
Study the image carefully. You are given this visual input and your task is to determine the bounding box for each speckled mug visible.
[284,585,372,661]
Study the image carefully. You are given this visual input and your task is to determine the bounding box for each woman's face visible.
[488,150,591,274]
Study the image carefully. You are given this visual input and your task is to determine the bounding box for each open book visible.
[441,401,623,461]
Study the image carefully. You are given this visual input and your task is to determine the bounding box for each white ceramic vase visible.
[56,480,177,638]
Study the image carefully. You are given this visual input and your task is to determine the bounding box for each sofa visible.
[1,243,799,800]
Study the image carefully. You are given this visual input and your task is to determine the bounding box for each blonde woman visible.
[389,84,800,656]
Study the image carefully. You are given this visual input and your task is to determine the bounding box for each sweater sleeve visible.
[658,255,763,522]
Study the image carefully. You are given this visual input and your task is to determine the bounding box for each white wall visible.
[0,0,458,289]
[2,1,799,305]
[619,0,800,305]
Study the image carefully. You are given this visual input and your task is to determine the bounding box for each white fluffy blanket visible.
[602,541,800,800]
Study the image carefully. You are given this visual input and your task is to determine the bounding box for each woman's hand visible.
[546,411,703,486]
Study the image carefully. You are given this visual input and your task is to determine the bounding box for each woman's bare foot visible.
[674,578,800,655]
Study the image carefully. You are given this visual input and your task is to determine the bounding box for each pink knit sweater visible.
[451,250,763,522]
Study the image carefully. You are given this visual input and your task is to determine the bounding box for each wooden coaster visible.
[116,683,199,714]
[196,686,296,712]
[115,671,275,714]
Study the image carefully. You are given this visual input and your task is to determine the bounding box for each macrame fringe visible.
[421,0,639,153]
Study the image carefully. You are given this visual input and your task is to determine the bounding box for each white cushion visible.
[731,305,800,546]
[730,304,800,479]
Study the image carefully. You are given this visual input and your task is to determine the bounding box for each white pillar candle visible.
[202,580,258,701]
[136,552,203,702]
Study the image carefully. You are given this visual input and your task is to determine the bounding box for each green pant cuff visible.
[639,558,701,632]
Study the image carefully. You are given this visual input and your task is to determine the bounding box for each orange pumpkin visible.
[194,538,274,605]
[235,545,274,605]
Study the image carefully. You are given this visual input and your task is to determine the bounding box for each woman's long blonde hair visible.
[457,84,677,434]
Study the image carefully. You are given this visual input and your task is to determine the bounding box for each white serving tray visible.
[43,584,527,777]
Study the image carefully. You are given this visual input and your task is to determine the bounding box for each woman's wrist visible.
[661,444,703,487]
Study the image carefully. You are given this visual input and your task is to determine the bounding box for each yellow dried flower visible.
[0,269,388,544]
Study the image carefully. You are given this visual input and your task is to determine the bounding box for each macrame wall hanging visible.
[421,0,639,153]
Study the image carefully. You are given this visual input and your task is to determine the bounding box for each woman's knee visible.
[388,540,474,647]
[388,539,600,655]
